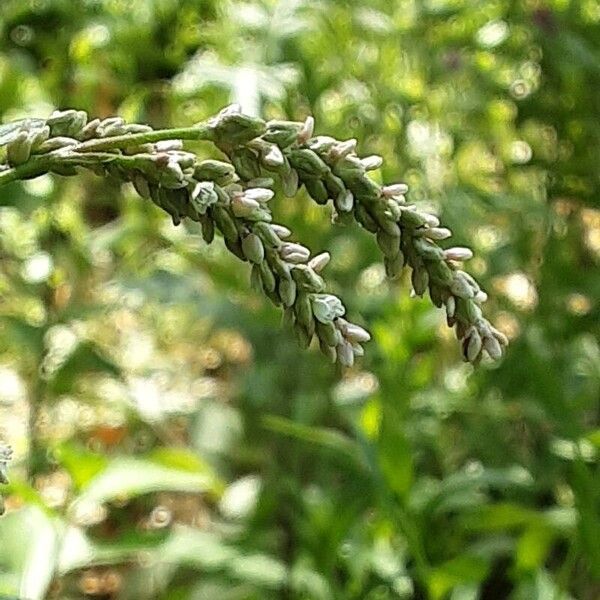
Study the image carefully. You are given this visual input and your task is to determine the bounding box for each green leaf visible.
[71,456,222,508]
[53,442,108,490]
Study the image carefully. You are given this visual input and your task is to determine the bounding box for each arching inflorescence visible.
[0,106,508,367]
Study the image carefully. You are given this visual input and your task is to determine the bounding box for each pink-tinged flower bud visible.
[341,322,371,343]
[337,340,355,367]
[297,116,315,144]
[329,139,357,160]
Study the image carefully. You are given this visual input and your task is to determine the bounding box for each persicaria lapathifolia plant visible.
[0,106,508,366]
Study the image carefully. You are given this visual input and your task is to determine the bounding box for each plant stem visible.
[74,124,213,152]
[0,123,213,187]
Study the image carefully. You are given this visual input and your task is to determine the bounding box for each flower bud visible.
[384,254,404,280]
[376,230,401,259]
[337,340,355,367]
[279,278,297,307]
[190,181,219,214]
[463,328,482,362]
[242,233,265,264]
[271,224,292,239]
[304,179,329,205]
[411,267,429,297]
[295,293,314,329]
[316,321,342,347]
[381,183,409,198]
[261,144,285,168]
[308,252,331,273]
[263,120,301,147]
[244,187,274,204]
[297,116,315,144]
[422,227,452,240]
[483,335,503,360]
[335,189,354,212]
[339,321,371,343]
[194,159,236,184]
[360,155,383,171]
[311,294,345,323]
[258,261,277,292]
[199,214,215,244]
[280,243,311,264]
[6,131,32,165]
[212,206,239,242]
[444,247,474,262]
[282,168,299,197]
[288,148,329,177]
[329,139,357,161]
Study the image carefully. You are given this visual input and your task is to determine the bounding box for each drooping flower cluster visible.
[0,106,507,365]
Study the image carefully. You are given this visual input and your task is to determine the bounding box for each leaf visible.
[262,414,364,466]
[428,555,490,600]
[71,456,222,509]
[53,442,108,490]
[516,526,555,573]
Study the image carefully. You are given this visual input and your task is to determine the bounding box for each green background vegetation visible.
[0,1,598,598]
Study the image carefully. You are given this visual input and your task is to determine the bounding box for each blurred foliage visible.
[0,0,599,599]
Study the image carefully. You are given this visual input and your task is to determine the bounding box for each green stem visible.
[73,123,213,152]
[0,123,213,187]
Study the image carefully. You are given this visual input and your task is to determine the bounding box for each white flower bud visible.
[262,145,285,167]
[155,140,183,152]
[423,227,452,240]
[491,327,509,347]
[336,189,354,212]
[360,155,383,171]
[483,335,503,360]
[311,294,345,323]
[381,183,409,197]
[337,340,355,367]
[308,252,331,273]
[329,138,357,160]
[271,224,292,239]
[475,290,488,304]
[231,194,261,217]
[341,322,371,343]
[244,187,274,203]
[280,243,311,263]
[422,213,440,228]
[444,247,474,262]
[464,328,482,362]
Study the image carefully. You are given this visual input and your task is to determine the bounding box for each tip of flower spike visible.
[297,116,315,144]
